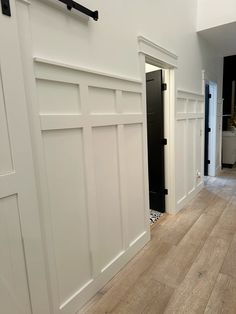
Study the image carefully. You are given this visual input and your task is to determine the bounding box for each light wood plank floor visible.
[80,168,236,314]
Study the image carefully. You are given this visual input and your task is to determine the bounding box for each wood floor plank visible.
[210,197,236,242]
[204,273,236,314]
[153,212,222,288]
[112,278,174,314]
[221,234,236,279]
[163,236,230,314]
[203,193,229,217]
[151,203,206,246]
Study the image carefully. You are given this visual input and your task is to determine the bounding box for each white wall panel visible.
[187,119,195,193]
[122,91,142,113]
[42,129,92,307]
[176,98,187,113]
[196,119,203,178]
[92,126,123,271]
[196,100,204,113]
[124,124,146,245]
[187,100,196,113]
[175,90,204,210]
[89,87,116,114]
[37,79,81,114]
[175,120,186,203]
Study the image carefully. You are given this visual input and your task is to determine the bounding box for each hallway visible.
[81,168,236,314]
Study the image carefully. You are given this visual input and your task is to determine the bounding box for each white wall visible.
[197,0,236,31]
[198,36,223,95]
[25,0,223,94]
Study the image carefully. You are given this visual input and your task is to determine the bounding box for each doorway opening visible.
[204,81,218,177]
[145,62,168,222]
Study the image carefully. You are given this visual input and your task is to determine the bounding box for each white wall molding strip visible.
[34,57,142,84]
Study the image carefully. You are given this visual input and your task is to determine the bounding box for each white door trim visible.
[208,81,218,176]
[202,71,218,177]
[138,36,178,69]
[138,36,177,214]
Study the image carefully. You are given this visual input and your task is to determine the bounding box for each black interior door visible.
[204,84,210,176]
[146,70,165,212]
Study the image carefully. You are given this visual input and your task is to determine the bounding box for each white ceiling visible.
[197,21,236,57]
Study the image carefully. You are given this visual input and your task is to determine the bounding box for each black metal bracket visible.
[57,0,98,20]
[162,83,167,91]
[162,138,167,145]
[1,0,11,16]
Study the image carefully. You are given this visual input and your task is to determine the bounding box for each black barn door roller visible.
[58,0,98,20]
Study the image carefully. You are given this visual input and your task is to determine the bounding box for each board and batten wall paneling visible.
[124,124,146,244]
[175,90,204,211]
[34,58,150,313]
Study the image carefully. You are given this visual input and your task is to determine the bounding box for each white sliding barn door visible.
[0,4,50,314]
[0,17,31,314]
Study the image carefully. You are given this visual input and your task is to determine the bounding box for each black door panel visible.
[204,84,210,176]
[146,70,165,212]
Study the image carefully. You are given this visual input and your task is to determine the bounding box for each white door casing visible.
[208,82,218,176]
[202,71,220,177]
[138,36,205,213]
[138,35,177,213]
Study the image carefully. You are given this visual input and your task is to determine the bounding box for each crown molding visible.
[138,35,178,68]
